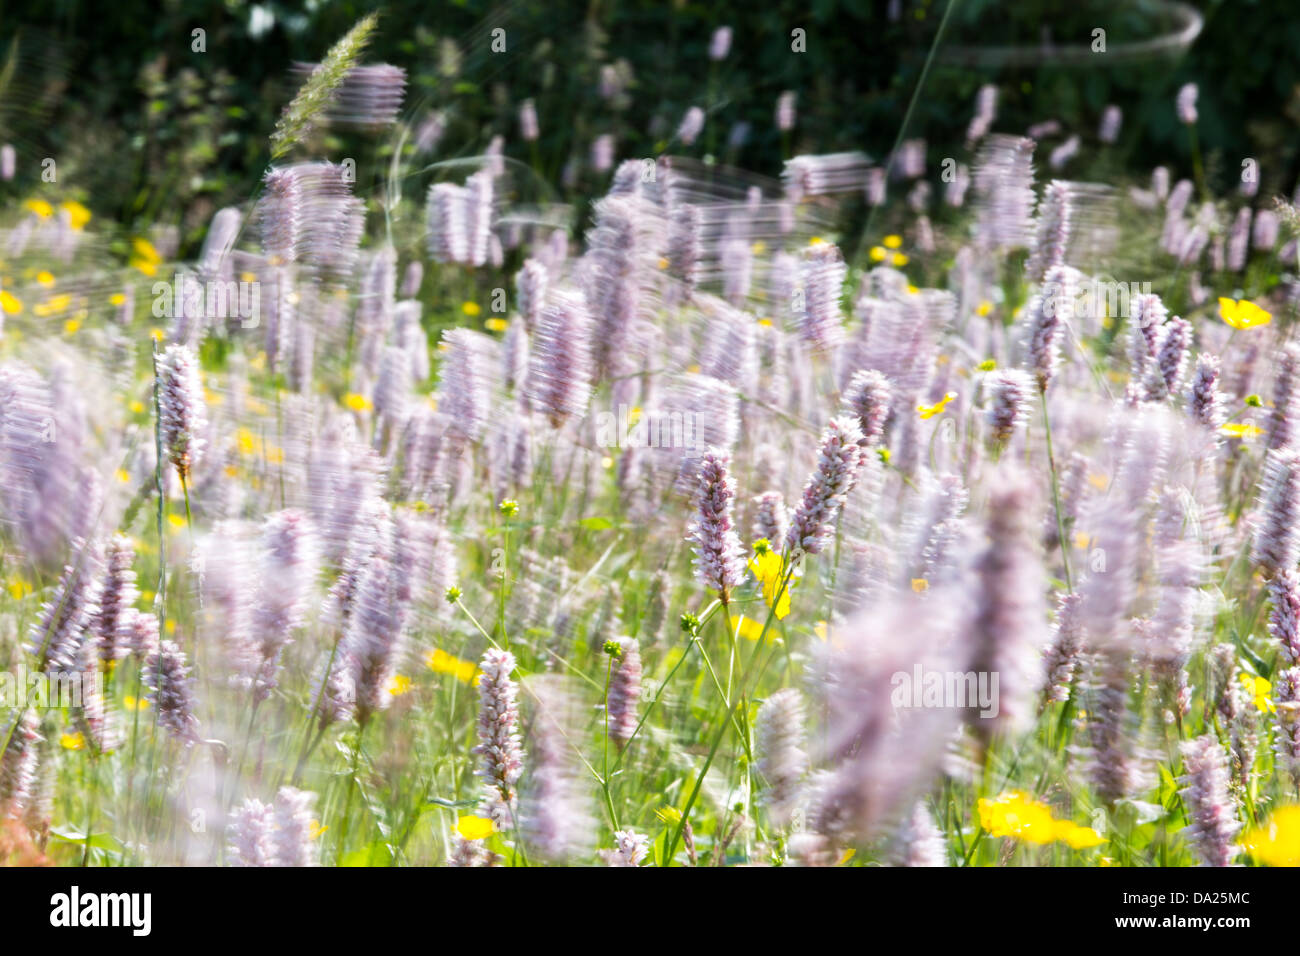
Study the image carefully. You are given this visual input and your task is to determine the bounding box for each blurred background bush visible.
[2,0,1297,251]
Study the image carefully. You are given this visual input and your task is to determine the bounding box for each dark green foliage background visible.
[2,0,1296,248]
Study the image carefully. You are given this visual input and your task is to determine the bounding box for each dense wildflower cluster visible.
[1,11,1297,874]
[156,344,207,481]
[473,649,524,828]
[688,451,746,600]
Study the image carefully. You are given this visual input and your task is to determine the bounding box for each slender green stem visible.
[82,753,100,866]
[667,566,795,862]
[336,719,368,864]
[1041,391,1073,590]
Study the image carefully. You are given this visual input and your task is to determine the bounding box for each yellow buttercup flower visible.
[23,199,53,219]
[1059,823,1105,849]
[911,578,929,593]
[386,674,413,697]
[462,301,481,317]
[456,815,495,841]
[976,300,993,317]
[1219,297,1271,330]
[1220,422,1264,439]
[869,245,888,262]
[655,805,683,824]
[978,790,1103,850]
[883,234,903,249]
[747,542,791,620]
[32,293,72,317]
[61,201,92,231]
[891,252,909,267]
[235,427,257,456]
[123,695,150,713]
[917,392,956,420]
[1242,806,1300,866]
[343,392,373,413]
[734,615,772,642]
[427,648,480,684]
[309,820,329,840]
[60,731,86,751]
[0,290,22,315]
[130,238,162,277]
[484,317,508,332]
[132,237,161,263]
[36,270,54,287]
[979,791,1057,843]
[1240,673,1275,714]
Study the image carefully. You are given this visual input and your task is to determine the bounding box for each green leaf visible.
[339,840,392,867]
[423,797,480,811]
[49,828,125,853]
[651,826,674,867]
